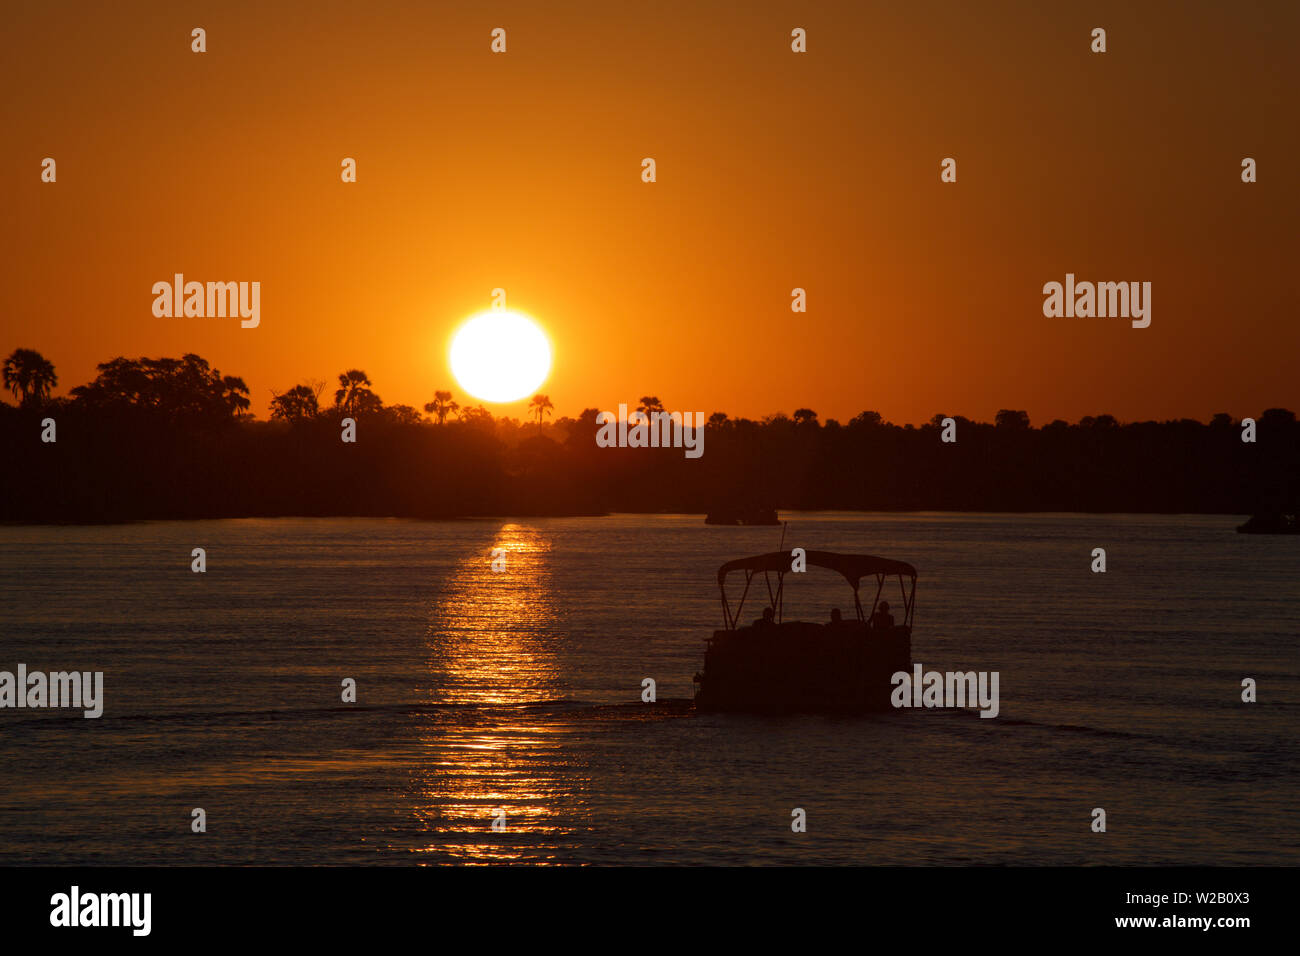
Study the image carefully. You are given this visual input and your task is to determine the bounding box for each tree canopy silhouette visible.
[270,384,321,422]
[68,354,248,425]
[2,349,1296,522]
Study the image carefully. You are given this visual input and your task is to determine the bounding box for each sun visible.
[449,310,552,403]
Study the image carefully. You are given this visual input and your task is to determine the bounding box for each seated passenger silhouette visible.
[752,606,776,629]
[829,608,843,624]
[870,601,895,629]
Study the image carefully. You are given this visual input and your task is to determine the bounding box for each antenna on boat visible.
[778,520,788,551]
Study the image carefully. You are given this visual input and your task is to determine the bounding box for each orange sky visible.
[2,0,1297,424]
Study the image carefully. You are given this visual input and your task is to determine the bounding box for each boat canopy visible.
[717,551,916,588]
[716,550,917,631]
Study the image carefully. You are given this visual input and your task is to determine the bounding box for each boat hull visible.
[1237,513,1300,534]
[694,621,911,714]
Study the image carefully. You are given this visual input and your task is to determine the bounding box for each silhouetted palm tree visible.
[3,348,57,408]
[529,394,554,425]
[637,395,664,420]
[424,390,460,425]
[222,375,251,417]
[334,369,373,416]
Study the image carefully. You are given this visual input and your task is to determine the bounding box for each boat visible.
[704,506,780,525]
[1237,513,1300,534]
[693,550,916,713]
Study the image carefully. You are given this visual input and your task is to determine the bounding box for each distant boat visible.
[704,506,780,526]
[693,550,916,714]
[1237,513,1300,534]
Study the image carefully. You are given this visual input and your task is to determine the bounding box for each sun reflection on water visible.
[405,523,588,862]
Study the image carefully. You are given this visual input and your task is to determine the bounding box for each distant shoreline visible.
[0,509,1260,528]
[4,370,1296,523]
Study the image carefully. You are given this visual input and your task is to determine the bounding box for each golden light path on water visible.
[405,523,587,863]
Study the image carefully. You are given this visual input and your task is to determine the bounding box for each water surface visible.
[0,513,1295,864]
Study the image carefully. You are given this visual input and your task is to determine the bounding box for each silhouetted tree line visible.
[2,350,1296,522]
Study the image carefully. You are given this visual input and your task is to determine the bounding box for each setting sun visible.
[449,310,552,404]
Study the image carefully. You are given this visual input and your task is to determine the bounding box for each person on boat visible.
[870,601,895,629]
[829,608,843,624]
[753,606,776,629]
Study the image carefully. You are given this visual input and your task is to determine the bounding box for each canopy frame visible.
[717,550,917,631]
